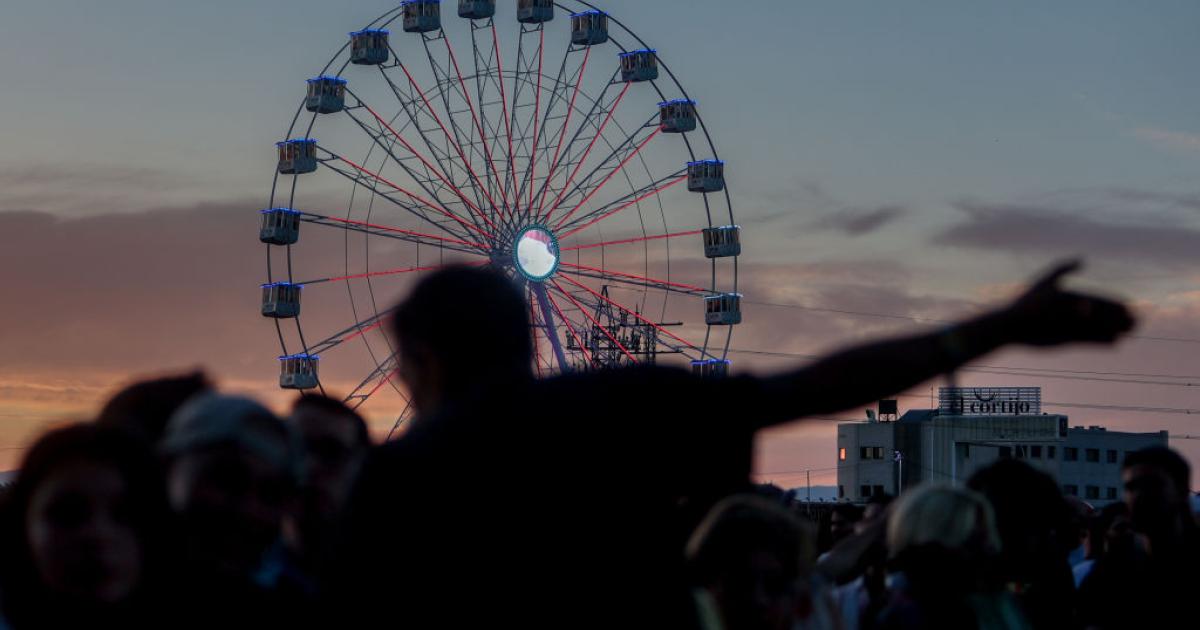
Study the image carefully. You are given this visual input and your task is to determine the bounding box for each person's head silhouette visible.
[391,266,533,414]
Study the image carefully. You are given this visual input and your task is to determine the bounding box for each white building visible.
[836,387,1168,505]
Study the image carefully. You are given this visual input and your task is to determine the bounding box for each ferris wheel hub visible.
[513,225,560,283]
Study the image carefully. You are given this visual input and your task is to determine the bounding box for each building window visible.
[1064,484,1079,496]
[873,485,885,498]
[1086,449,1100,463]
[860,447,885,460]
[1107,450,1118,464]
[839,448,847,461]
[999,446,1012,459]
[1065,447,1078,462]
[1086,486,1100,500]
[1106,487,1117,500]
[861,485,871,498]
[1031,445,1042,459]
[1048,445,1056,460]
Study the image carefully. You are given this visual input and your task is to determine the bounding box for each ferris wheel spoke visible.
[537,81,632,222]
[511,29,554,223]
[515,41,591,227]
[468,22,512,218]
[557,170,687,238]
[503,25,545,218]
[297,211,488,254]
[561,228,702,253]
[315,157,475,242]
[441,31,510,218]
[386,401,415,441]
[531,45,592,224]
[530,68,622,221]
[344,352,403,412]
[374,65,485,222]
[420,34,495,217]
[306,308,396,357]
[491,23,520,213]
[542,287,593,366]
[390,58,508,223]
[557,262,711,297]
[294,264,457,288]
[548,279,639,364]
[341,113,491,240]
[322,150,493,240]
[549,123,662,230]
[347,95,499,235]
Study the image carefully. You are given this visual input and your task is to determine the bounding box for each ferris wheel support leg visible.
[533,282,570,373]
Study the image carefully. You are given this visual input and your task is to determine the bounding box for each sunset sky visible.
[1,0,1197,485]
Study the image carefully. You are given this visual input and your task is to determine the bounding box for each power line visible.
[727,348,1200,385]
[743,299,1200,345]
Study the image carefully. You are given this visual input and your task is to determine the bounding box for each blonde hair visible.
[887,484,1000,558]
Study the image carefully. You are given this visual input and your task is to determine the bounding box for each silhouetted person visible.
[98,371,211,444]
[877,484,1025,630]
[687,495,834,630]
[1072,502,1131,588]
[827,503,865,554]
[1079,447,1198,629]
[0,424,175,629]
[160,394,308,626]
[284,394,370,583]
[339,261,1132,627]
[968,459,1077,630]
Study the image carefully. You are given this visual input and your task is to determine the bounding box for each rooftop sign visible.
[938,387,1041,416]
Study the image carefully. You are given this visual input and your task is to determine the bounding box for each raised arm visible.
[753,261,1135,429]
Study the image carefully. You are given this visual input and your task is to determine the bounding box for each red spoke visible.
[558,274,698,351]
[444,36,509,215]
[535,46,591,219]
[552,128,663,231]
[397,61,505,221]
[524,29,546,213]
[341,320,385,345]
[365,367,397,399]
[559,173,687,238]
[299,264,447,286]
[358,102,499,233]
[550,280,638,364]
[539,82,631,222]
[335,155,492,238]
[493,23,519,211]
[562,228,702,252]
[544,289,593,365]
[558,262,709,294]
[304,213,487,250]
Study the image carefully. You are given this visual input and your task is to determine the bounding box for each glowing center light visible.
[514,226,560,281]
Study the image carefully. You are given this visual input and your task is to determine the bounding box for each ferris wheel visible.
[261,0,742,428]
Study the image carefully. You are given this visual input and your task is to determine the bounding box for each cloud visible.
[815,205,907,236]
[1134,127,1200,153]
[933,199,1200,271]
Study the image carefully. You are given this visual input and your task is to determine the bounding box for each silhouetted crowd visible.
[1,264,1196,629]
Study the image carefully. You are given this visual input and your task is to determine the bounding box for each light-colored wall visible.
[1060,429,1168,505]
